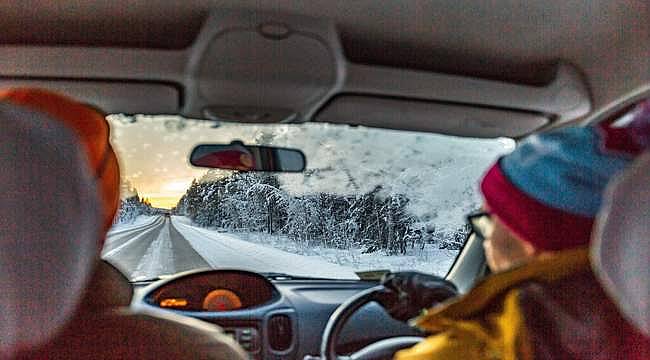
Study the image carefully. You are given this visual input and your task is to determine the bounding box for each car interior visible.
[1,1,648,360]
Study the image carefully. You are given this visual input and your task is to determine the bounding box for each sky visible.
[108,115,252,208]
[107,115,514,223]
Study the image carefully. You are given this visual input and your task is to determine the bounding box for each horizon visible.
[109,115,222,210]
[108,114,514,219]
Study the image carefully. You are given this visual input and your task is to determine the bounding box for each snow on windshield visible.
[104,115,514,281]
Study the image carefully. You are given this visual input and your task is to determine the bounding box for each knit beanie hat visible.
[480,99,650,251]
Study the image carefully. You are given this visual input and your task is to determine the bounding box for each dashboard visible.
[147,271,278,312]
[133,269,420,359]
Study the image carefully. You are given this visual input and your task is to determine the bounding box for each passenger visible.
[1,88,246,359]
[0,88,131,308]
[394,101,650,360]
[0,88,120,236]
[0,89,103,358]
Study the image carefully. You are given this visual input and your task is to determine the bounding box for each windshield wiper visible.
[355,269,391,281]
[130,272,358,283]
[261,272,332,281]
[130,275,171,284]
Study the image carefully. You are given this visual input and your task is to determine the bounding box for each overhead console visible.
[0,9,591,138]
[185,10,342,124]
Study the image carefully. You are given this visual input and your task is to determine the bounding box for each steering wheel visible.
[318,285,424,360]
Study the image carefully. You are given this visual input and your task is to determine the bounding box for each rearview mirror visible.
[190,141,306,172]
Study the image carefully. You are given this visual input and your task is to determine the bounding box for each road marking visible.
[102,219,163,258]
[131,218,175,281]
[107,216,161,237]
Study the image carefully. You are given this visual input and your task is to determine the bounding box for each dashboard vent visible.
[267,314,292,351]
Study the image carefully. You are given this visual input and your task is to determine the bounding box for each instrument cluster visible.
[146,270,279,312]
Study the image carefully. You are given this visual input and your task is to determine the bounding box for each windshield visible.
[103,115,514,281]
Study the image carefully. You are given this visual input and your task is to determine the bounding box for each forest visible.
[171,172,469,255]
[115,195,162,224]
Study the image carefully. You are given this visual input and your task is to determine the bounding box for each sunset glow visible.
[107,115,214,209]
[140,180,195,208]
[107,115,253,209]
[143,195,185,209]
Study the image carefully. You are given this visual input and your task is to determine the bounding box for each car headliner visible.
[0,1,648,127]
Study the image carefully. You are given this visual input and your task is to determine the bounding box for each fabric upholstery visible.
[0,88,120,235]
[17,308,247,360]
[79,260,134,309]
[592,152,650,337]
[0,102,101,357]
[1,92,246,360]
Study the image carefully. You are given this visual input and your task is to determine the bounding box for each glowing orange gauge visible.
[202,289,243,311]
[160,298,188,308]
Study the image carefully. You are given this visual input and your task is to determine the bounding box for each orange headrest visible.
[0,88,120,236]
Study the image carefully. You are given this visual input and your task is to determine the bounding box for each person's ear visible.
[519,237,539,257]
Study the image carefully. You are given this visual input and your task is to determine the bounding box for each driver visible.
[391,100,650,359]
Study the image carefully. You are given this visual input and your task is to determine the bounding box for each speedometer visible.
[202,289,243,311]
[147,270,280,311]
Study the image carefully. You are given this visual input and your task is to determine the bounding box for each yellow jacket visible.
[395,248,592,360]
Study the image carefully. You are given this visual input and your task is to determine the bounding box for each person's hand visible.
[377,271,458,322]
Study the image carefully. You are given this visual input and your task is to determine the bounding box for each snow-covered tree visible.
[115,193,159,224]
[177,171,424,254]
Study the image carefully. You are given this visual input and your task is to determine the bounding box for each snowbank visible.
[172,216,359,280]
[177,216,456,277]
[236,232,457,277]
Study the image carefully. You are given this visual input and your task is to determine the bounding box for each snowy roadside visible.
[171,216,360,280]
[174,217,458,277]
[234,233,457,277]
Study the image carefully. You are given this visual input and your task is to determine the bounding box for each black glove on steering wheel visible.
[377,271,458,322]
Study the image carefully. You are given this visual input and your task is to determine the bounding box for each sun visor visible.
[181,10,587,136]
[0,9,592,137]
[0,80,179,114]
[315,95,549,138]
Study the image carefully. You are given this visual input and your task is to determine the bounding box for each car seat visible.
[592,151,650,347]
[0,98,246,359]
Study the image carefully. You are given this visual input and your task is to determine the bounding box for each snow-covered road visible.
[103,216,358,281]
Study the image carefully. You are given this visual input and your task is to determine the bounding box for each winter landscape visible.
[104,115,514,280]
